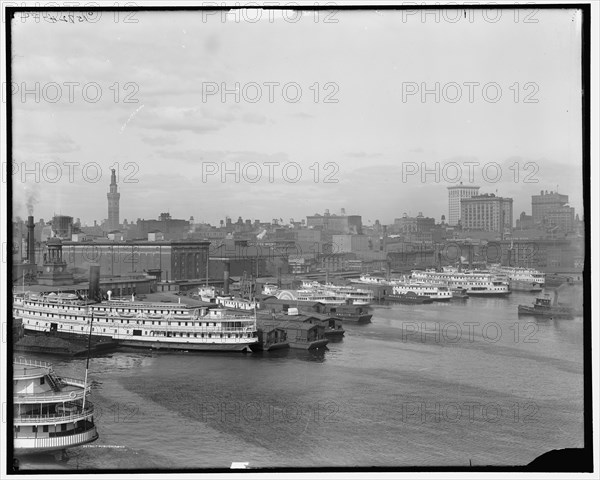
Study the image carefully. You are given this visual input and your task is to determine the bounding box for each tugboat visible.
[517,292,574,318]
[13,357,99,454]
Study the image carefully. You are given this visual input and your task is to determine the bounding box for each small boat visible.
[517,293,574,318]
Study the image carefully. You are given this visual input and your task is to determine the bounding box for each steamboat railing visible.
[15,403,95,424]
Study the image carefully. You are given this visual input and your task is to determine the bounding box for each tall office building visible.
[447,183,480,226]
[460,194,513,233]
[107,168,120,231]
[531,190,571,226]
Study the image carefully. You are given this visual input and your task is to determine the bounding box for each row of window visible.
[15,422,75,433]
[95,307,188,315]
[149,331,250,339]
[30,321,252,335]
[31,318,232,328]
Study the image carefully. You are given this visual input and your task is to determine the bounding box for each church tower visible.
[107,168,120,230]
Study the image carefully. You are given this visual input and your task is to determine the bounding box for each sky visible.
[9,7,584,226]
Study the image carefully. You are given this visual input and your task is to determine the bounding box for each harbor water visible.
[16,291,584,470]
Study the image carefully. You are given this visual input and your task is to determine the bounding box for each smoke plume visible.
[25,187,39,216]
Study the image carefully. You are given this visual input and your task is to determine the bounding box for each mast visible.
[82,308,93,412]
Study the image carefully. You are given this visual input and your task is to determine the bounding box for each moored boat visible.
[391,283,452,302]
[384,293,433,304]
[13,357,99,454]
[489,265,545,292]
[13,291,259,353]
[411,270,510,296]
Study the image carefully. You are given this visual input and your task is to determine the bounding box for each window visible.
[43,425,48,432]
[40,377,45,385]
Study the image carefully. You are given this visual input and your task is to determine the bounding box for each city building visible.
[137,213,190,240]
[52,215,73,240]
[61,239,210,282]
[531,190,568,223]
[447,183,480,226]
[331,234,371,253]
[306,209,362,234]
[546,206,575,232]
[393,212,436,234]
[460,194,513,234]
[515,212,535,230]
[107,168,120,231]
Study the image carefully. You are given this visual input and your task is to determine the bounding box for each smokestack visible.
[27,216,35,264]
[223,260,230,295]
[89,264,100,302]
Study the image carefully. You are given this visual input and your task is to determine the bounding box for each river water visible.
[15,291,584,470]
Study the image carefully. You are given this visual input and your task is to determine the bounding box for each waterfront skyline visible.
[10,9,583,225]
[3,4,594,476]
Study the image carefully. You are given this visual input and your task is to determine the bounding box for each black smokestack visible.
[27,216,35,264]
[89,264,100,302]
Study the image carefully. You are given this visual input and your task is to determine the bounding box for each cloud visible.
[14,132,81,156]
[131,106,228,134]
[141,134,179,146]
[345,151,382,159]
[290,112,314,119]
[241,112,267,124]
